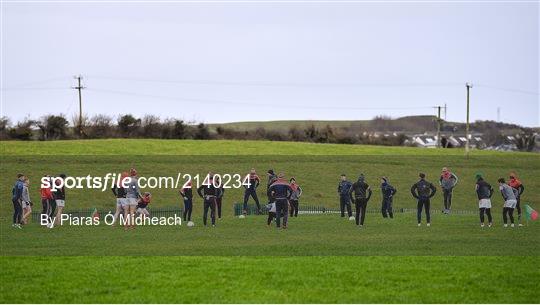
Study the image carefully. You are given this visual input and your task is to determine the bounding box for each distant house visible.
[408,133,485,148]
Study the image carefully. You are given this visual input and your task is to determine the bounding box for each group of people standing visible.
[336,167,526,228]
[240,168,303,229]
[11,166,527,230]
[11,173,66,229]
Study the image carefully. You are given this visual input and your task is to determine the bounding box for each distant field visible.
[1,139,539,303]
[0,138,529,156]
[209,119,371,132]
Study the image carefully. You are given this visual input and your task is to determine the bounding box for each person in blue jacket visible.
[380,177,397,219]
[11,173,25,229]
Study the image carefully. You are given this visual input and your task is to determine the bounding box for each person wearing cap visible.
[11,173,25,228]
[508,173,525,226]
[180,181,193,222]
[380,177,397,219]
[267,173,293,229]
[337,174,353,218]
[350,174,372,227]
[410,173,437,226]
[53,174,67,227]
[289,177,302,218]
[498,178,519,228]
[124,168,141,229]
[475,173,494,227]
[439,167,458,214]
[243,168,261,215]
[197,173,222,227]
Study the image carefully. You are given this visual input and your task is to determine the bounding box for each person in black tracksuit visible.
[243,169,261,215]
[475,174,494,226]
[215,176,225,219]
[267,174,293,229]
[111,179,127,225]
[266,169,278,203]
[349,174,372,227]
[410,173,437,226]
[197,177,222,227]
[337,174,353,218]
[180,183,193,222]
[380,177,397,219]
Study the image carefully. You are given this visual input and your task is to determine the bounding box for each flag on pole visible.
[524,204,538,221]
[91,208,100,221]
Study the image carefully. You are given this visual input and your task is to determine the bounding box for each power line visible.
[475,84,539,96]
[87,87,435,111]
[87,75,464,89]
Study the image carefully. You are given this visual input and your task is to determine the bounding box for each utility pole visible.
[465,82,473,157]
[436,105,442,148]
[72,75,85,136]
[497,107,501,122]
[444,103,447,120]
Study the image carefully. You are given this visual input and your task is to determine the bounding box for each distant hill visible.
[210,115,536,134]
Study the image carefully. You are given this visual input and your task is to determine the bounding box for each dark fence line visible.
[233,203,477,216]
[31,206,183,221]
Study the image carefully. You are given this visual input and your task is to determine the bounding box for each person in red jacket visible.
[508,172,525,226]
[40,175,54,225]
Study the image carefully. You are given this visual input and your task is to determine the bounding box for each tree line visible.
[0,114,408,146]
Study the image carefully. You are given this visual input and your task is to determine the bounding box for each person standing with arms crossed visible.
[337,174,353,218]
[11,173,25,229]
[439,167,458,214]
[289,177,302,218]
[411,173,437,226]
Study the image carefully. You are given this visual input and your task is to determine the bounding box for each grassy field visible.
[1,139,539,303]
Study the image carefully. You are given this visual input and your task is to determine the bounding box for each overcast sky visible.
[1,2,538,126]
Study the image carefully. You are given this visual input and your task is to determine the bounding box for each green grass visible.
[1,256,538,303]
[1,140,539,303]
[2,214,539,256]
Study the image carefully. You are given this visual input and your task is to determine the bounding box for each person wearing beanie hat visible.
[439,167,458,214]
[475,174,494,227]
[266,169,278,205]
[337,174,353,218]
[380,177,397,219]
[350,173,372,227]
[410,173,437,226]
